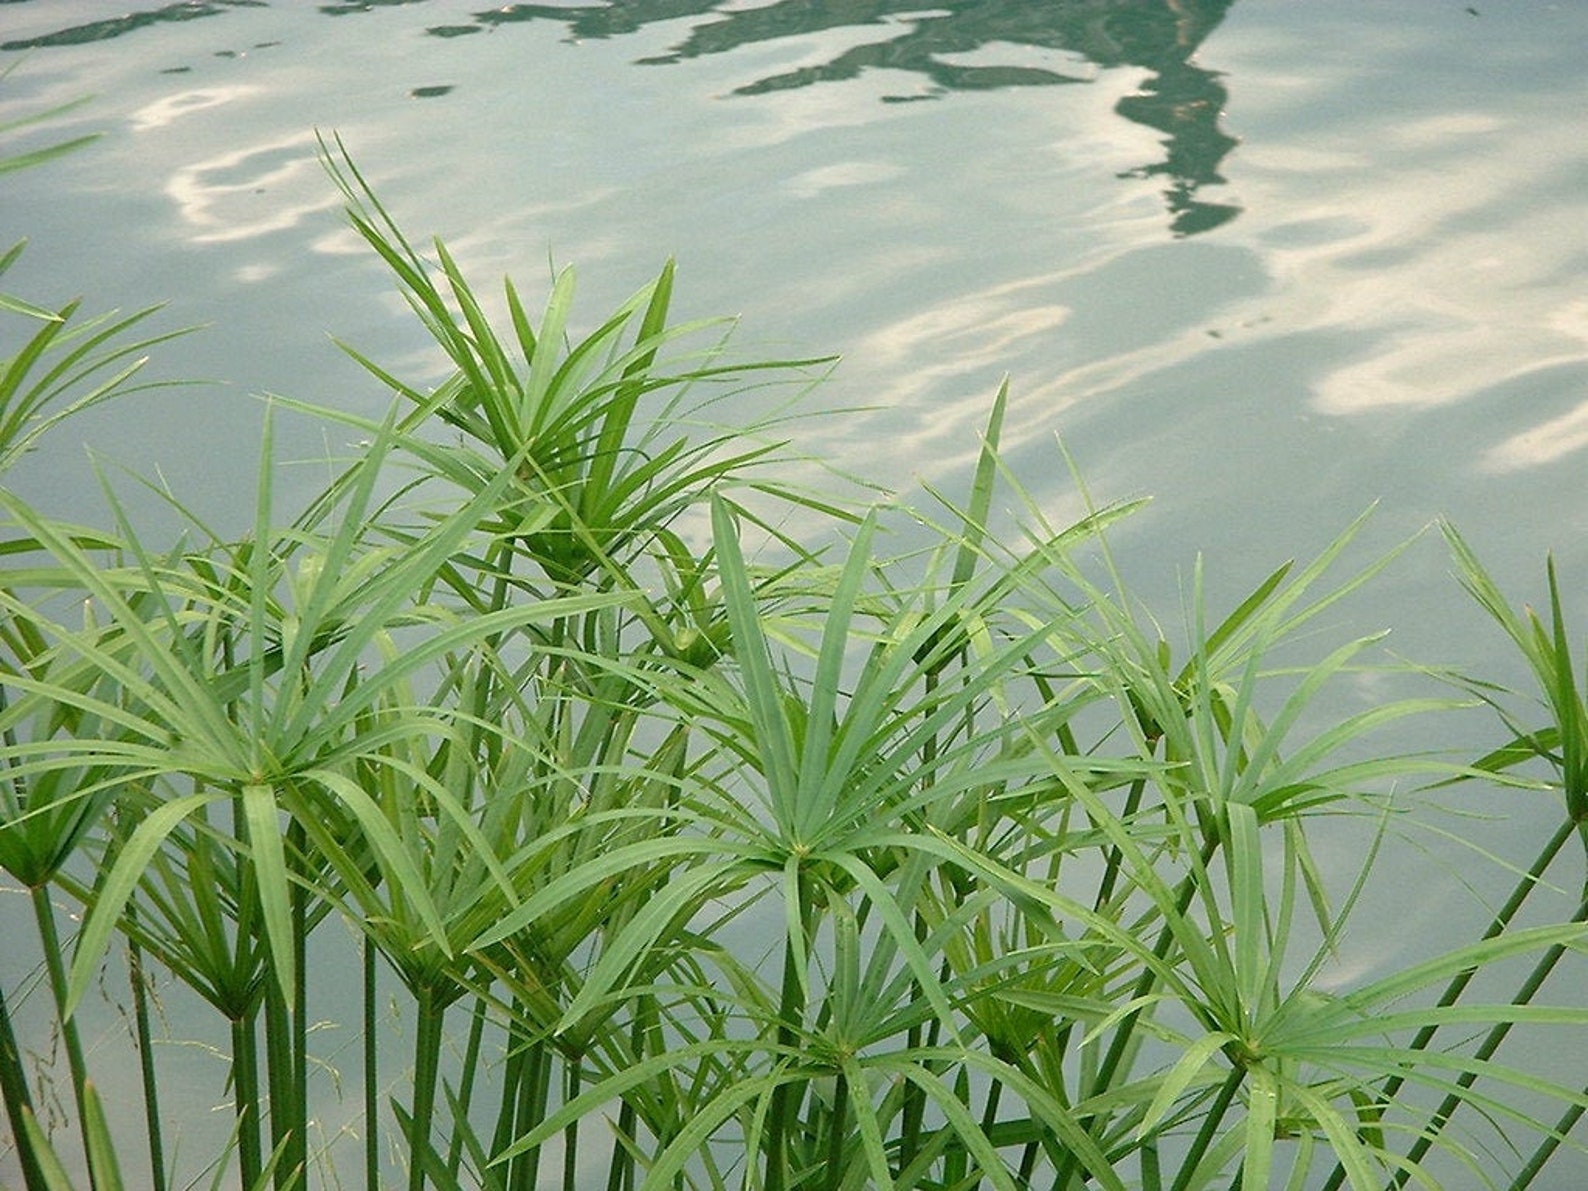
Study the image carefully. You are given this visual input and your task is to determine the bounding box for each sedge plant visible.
[2,138,1588,1191]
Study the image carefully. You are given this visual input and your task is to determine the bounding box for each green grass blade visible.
[1225,801,1266,1019]
[710,493,800,833]
[64,790,220,1020]
[81,1081,125,1191]
[241,782,295,1006]
[19,1106,79,1191]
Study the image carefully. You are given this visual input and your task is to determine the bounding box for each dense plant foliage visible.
[3,138,1587,1191]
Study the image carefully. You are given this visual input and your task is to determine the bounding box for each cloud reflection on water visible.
[129,84,260,130]
[163,130,335,244]
[1483,390,1588,474]
[1227,98,1588,466]
[5,0,1245,238]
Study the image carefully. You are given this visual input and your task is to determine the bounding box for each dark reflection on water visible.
[2,0,1240,236]
[445,0,1242,234]
[0,0,266,49]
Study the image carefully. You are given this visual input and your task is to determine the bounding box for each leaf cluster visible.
[2,140,1587,1191]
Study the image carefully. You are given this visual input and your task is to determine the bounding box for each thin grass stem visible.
[1165,1066,1243,1191]
[973,1077,1003,1191]
[1318,817,1579,1191]
[29,884,97,1191]
[518,1043,553,1191]
[445,992,489,1183]
[364,935,379,1191]
[1507,1093,1587,1191]
[264,969,296,1188]
[1093,770,1153,912]
[0,980,48,1191]
[605,1003,647,1191]
[293,824,308,1178]
[766,886,810,1191]
[126,926,167,1191]
[1054,842,1218,1189]
[1389,893,1588,1187]
[489,1021,529,1184]
[826,1068,850,1180]
[561,1058,582,1191]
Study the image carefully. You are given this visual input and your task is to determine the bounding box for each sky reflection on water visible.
[3,1,1588,1184]
[7,0,1244,236]
[1,0,1584,576]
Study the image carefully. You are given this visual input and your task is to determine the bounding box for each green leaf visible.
[711,493,800,834]
[1243,1063,1278,1191]
[1138,1031,1236,1138]
[1225,801,1266,1019]
[65,791,221,1020]
[81,1081,126,1191]
[20,1105,79,1191]
[241,782,295,1005]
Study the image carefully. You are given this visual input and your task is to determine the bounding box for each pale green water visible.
[2,2,1583,634]
[3,0,1588,1184]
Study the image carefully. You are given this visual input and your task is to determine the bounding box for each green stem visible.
[364,936,379,1191]
[489,1018,526,1166]
[29,884,97,1191]
[509,1041,551,1191]
[605,1002,649,1191]
[766,875,809,1191]
[292,837,308,1187]
[562,1058,582,1191]
[896,662,949,1179]
[127,931,167,1191]
[1165,1066,1244,1191]
[445,992,489,1183]
[1053,843,1217,1190]
[1094,854,1213,1094]
[1018,1139,1040,1187]
[0,980,49,1191]
[974,1078,1003,1191]
[1318,818,1578,1191]
[1506,1092,1587,1191]
[1094,768,1154,912]
[232,1012,264,1191]
[897,912,937,1177]
[263,820,310,1191]
[408,984,446,1191]
[226,785,265,1190]
[1389,893,1588,1188]
[826,1068,850,1179]
[263,966,300,1189]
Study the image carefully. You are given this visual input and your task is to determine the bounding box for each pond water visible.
[3,0,1588,1184]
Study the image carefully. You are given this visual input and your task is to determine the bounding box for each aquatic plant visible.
[2,142,1587,1191]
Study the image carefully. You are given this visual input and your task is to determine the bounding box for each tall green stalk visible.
[407,984,447,1191]
[264,949,296,1188]
[765,883,810,1191]
[1166,1067,1244,1191]
[1318,817,1580,1191]
[443,993,489,1186]
[561,1059,583,1191]
[29,884,97,1191]
[1508,1092,1588,1191]
[126,930,167,1191]
[0,981,48,1191]
[1389,893,1588,1187]
[364,936,379,1191]
[232,1011,264,1191]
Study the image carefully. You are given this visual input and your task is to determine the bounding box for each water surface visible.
[4,0,1588,1182]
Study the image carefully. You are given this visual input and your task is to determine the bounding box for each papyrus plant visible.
[3,141,1587,1191]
